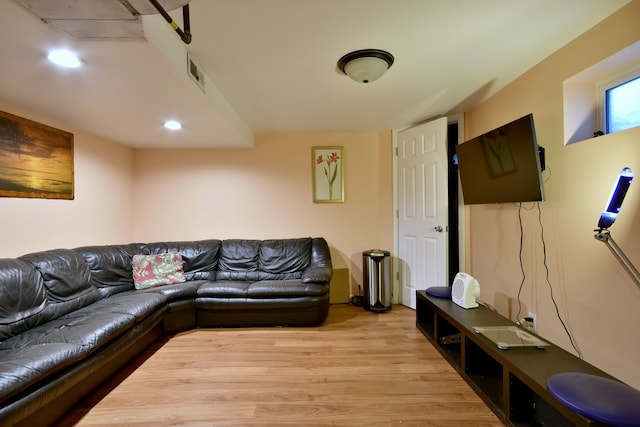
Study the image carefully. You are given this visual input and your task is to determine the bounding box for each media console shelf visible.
[416,290,617,426]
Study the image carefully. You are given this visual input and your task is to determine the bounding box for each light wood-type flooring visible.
[54,304,503,426]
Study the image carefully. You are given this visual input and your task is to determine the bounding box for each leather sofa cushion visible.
[247,280,328,298]
[75,243,149,297]
[147,240,221,281]
[20,249,102,321]
[217,240,264,281]
[0,343,85,406]
[196,280,328,298]
[90,292,167,322]
[20,249,94,302]
[197,281,252,298]
[196,296,328,311]
[219,239,260,272]
[0,309,135,354]
[259,238,311,274]
[137,280,202,301]
[0,259,48,341]
[216,239,313,281]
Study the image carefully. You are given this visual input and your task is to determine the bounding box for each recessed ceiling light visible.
[164,120,182,130]
[47,49,83,68]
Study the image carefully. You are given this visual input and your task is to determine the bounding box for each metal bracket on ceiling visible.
[147,0,192,44]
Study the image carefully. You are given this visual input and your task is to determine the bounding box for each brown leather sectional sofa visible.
[0,237,332,426]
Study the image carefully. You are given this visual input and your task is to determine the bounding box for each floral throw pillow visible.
[132,252,186,290]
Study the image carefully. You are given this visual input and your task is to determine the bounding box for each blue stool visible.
[547,372,640,427]
[425,286,452,299]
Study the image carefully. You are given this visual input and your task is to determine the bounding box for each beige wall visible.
[0,99,393,295]
[465,2,640,388]
[0,102,136,258]
[132,131,393,296]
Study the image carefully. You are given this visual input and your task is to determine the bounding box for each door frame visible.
[392,114,466,305]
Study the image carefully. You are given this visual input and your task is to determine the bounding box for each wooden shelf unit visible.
[416,290,614,426]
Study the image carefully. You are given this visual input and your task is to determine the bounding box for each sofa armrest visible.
[301,237,333,283]
[302,265,333,283]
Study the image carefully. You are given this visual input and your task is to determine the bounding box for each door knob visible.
[434,226,443,232]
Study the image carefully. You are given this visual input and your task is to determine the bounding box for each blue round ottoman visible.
[547,372,640,427]
[425,286,452,299]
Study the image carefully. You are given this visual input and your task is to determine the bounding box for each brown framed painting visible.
[312,146,344,203]
[0,110,74,200]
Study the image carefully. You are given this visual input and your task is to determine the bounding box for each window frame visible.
[597,64,640,135]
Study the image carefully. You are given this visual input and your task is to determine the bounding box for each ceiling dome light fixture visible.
[337,49,394,83]
[163,120,182,130]
[47,49,83,68]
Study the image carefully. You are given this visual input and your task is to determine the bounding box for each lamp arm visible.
[594,230,640,289]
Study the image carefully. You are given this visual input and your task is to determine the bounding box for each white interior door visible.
[397,117,448,309]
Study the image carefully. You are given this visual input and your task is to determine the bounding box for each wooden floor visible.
[54,304,503,426]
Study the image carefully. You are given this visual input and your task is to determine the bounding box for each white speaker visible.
[451,272,480,309]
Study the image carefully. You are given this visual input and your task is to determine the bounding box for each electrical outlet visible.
[528,312,537,333]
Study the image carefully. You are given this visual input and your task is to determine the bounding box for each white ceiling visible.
[0,0,631,149]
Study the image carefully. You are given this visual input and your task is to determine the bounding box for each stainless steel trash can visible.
[362,249,391,312]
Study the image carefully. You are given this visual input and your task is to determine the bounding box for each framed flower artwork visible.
[312,146,344,203]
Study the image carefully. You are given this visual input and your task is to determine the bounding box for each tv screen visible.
[456,114,545,205]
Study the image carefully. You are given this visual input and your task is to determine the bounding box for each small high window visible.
[598,66,640,134]
[563,41,640,145]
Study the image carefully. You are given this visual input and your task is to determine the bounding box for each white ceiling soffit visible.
[142,15,254,147]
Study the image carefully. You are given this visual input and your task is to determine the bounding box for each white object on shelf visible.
[451,272,480,309]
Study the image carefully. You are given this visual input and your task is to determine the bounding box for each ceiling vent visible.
[187,53,205,92]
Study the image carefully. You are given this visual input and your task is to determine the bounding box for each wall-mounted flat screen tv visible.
[456,114,545,205]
